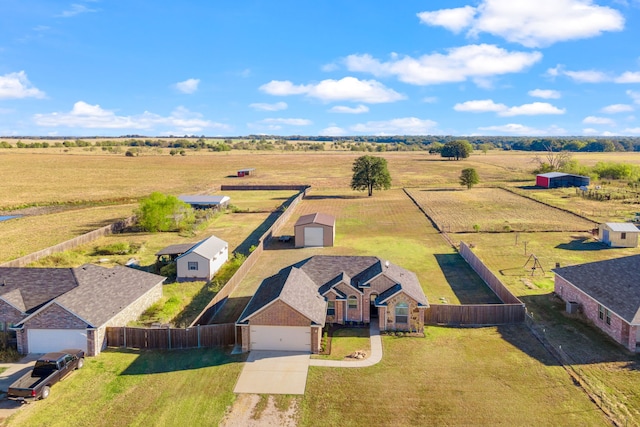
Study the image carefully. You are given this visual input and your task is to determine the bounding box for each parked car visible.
[7,349,85,402]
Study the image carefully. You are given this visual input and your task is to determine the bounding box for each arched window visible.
[395,302,409,324]
[348,295,358,309]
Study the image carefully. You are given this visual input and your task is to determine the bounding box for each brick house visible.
[237,256,428,353]
[553,255,640,353]
[0,264,164,356]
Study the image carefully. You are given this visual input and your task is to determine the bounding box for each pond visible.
[0,215,20,222]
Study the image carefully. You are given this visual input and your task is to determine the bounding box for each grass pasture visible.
[407,187,597,233]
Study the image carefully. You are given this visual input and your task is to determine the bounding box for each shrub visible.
[93,242,137,256]
[160,263,177,278]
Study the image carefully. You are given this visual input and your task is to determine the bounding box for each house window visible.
[395,302,409,324]
[598,304,604,321]
[605,309,611,325]
[327,300,335,316]
[348,296,357,309]
[188,261,198,271]
[621,232,627,240]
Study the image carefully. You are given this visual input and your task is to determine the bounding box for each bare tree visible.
[532,142,572,172]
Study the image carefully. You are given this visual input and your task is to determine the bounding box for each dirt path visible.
[221,394,299,427]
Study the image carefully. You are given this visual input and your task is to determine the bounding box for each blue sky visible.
[2,0,640,137]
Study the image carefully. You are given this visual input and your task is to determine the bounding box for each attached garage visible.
[27,329,87,353]
[249,326,311,351]
[294,212,336,248]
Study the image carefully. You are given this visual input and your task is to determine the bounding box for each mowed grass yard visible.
[5,348,245,427]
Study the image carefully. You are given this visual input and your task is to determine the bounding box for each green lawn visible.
[6,348,244,427]
[301,325,609,426]
[313,327,371,361]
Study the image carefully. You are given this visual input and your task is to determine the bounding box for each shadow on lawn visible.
[434,253,502,304]
[555,238,608,251]
[303,194,360,200]
[118,347,244,376]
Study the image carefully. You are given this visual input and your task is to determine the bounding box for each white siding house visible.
[598,222,640,248]
[176,235,229,281]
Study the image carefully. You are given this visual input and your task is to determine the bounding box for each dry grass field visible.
[406,187,597,233]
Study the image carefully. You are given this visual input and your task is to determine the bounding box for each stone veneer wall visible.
[384,293,424,333]
[555,275,635,352]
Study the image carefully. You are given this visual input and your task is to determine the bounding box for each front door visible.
[370,293,378,319]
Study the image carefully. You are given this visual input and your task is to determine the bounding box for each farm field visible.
[407,187,597,233]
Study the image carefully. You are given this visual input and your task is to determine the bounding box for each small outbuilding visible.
[178,195,230,210]
[176,235,228,281]
[536,172,590,189]
[294,213,335,248]
[237,168,255,177]
[598,222,640,248]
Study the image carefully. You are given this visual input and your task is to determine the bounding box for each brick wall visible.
[555,275,634,352]
[250,300,311,326]
[311,325,321,354]
[0,300,25,330]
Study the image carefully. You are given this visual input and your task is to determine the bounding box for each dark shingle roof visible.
[553,255,640,324]
[155,243,196,257]
[0,268,78,313]
[238,255,428,324]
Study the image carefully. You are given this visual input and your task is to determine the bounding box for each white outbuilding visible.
[598,222,640,248]
[176,235,229,281]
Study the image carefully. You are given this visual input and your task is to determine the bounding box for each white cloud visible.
[422,96,438,103]
[615,71,640,83]
[454,99,507,113]
[57,4,98,18]
[174,78,200,94]
[33,101,229,133]
[322,63,339,72]
[259,118,312,126]
[419,0,624,48]
[622,127,640,134]
[329,105,369,114]
[601,104,634,113]
[564,69,610,83]
[417,6,477,33]
[477,123,566,135]
[582,128,600,135]
[320,126,347,136]
[0,71,46,99]
[349,117,438,135]
[628,90,640,104]
[454,99,565,116]
[345,44,541,86]
[249,101,288,111]
[583,116,616,125]
[500,102,565,116]
[528,89,561,99]
[260,77,404,103]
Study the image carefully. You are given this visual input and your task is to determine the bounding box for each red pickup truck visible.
[7,349,85,402]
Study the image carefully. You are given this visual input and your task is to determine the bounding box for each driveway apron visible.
[234,351,310,395]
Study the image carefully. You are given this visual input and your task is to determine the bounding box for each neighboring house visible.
[294,212,336,248]
[554,255,640,353]
[0,264,164,356]
[237,256,428,353]
[178,195,230,210]
[176,235,228,281]
[536,172,590,188]
[237,168,255,177]
[598,222,640,248]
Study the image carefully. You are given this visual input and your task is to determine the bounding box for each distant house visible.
[178,195,230,210]
[176,235,228,281]
[237,168,255,177]
[536,172,590,189]
[554,255,640,353]
[294,213,336,248]
[237,256,428,353]
[0,265,164,356]
[598,222,640,248]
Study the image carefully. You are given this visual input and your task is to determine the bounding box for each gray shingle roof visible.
[0,268,77,313]
[178,235,228,260]
[238,255,428,324]
[553,254,640,324]
[155,243,197,257]
[55,264,165,327]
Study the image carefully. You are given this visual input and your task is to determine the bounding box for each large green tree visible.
[351,155,391,197]
[136,192,195,232]
[459,168,480,189]
[441,140,473,160]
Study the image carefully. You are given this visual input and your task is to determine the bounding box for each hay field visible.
[407,187,597,233]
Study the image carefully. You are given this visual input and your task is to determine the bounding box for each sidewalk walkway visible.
[309,322,382,368]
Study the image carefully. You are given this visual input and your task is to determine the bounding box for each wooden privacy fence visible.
[106,323,235,350]
[189,185,309,326]
[425,303,525,326]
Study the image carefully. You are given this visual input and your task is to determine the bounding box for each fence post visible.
[123,327,127,348]
[168,327,171,350]
[197,325,201,348]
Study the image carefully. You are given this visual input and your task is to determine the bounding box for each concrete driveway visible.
[234,351,310,395]
[0,354,42,421]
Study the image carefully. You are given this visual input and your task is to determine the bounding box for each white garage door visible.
[27,329,87,354]
[304,227,324,247]
[250,326,311,352]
